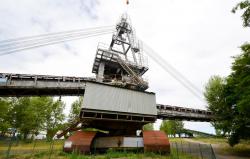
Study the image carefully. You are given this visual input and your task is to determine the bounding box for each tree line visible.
[0,97,82,141]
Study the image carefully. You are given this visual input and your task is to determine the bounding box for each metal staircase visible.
[116,55,148,90]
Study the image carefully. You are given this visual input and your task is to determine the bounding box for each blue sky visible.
[0,0,249,134]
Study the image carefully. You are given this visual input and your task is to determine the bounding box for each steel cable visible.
[0,31,113,56]
[141,40,203,101]
[0,25,114,45]
[0,28,114,52]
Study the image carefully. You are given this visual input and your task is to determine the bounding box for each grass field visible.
[166,137,250,157]
[0,140,64,159]
[1,150,199,159]
[191,137,250,157]
[0,139,198,159]
[192,137,227,144]
[168,137,187,143]
[5,137,249,158]
[2,137,248,158]
[0,140,64,151]
[0,150,199,159]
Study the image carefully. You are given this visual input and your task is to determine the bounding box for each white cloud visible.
[0,0,249,134]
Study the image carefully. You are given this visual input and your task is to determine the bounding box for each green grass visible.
[0,139,64,159]
[168,137,187,143]
[220,143,250,157]
[0,139,64,151]
[0,139,198,159]
[1,150,199,159]
[168,137,250,157]
[190,137,250,157]
[191,137,227,144]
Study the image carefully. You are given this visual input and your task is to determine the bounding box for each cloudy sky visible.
[0,0,249,134]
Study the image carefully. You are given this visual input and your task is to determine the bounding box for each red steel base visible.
[143,130,170,153]
[63,131,96,154]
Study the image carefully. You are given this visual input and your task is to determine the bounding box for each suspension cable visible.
[0,28,114,52]
[141,40,203,101]
[0,26,114,56]
[0,31,113,56]
[0,25,114,45]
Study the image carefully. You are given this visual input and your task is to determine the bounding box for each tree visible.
[160,120,184,137]
[9,97,35,139]
[225,43,250,146]
[232,0,250,27]
[44,99,65,141]
[0,97,66,141]
[7,97,55,140]
[230,0,250,146]
[0,98,11,135]
[204,43,250,146]
[143,123,154,130]
[160,120,173,137]
[68,97,83,123]
[204,76,230,136]
[29,97,54,137]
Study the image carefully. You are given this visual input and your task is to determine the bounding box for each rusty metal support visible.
[143,130,170,154]
[63,131,96,154]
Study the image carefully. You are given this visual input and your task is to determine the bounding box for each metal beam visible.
[0,73,90,96]
[156,104,214,122]
[0,73,214,122]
